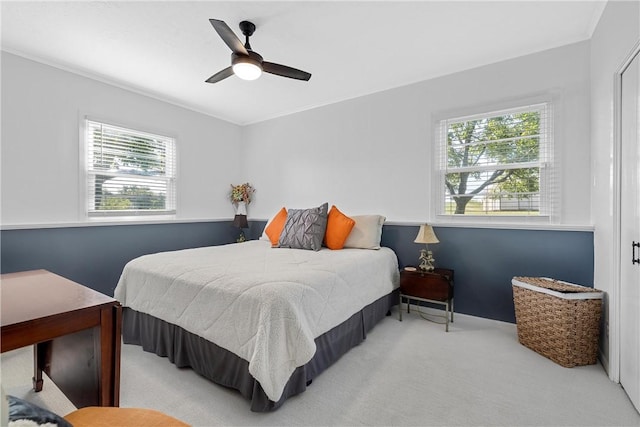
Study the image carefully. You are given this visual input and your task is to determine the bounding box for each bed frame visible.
[122,290,398,411]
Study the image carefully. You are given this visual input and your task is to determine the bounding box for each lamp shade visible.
[233,214,249,229]
[414,224,439,244]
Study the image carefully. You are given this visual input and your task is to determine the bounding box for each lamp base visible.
[418,248,435,272]
[236,231,246,243]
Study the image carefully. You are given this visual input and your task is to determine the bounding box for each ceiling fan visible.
[206,19,312,84]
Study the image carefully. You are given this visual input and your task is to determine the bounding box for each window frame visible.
[80,116,177,220]
[432,96,558,225]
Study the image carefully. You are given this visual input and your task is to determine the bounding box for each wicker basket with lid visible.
[512,277,603,368]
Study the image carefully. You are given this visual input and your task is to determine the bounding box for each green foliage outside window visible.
[444,108,544,215]
[87,120,175,215]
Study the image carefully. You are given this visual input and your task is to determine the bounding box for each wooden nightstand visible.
[398,267,454,331]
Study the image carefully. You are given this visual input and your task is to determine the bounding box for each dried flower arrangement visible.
[229,183,255,204]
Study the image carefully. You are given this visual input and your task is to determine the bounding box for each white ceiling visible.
[1,1,606,125]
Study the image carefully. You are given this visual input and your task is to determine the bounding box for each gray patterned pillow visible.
[7,395,72,427]
[278,203,328,251]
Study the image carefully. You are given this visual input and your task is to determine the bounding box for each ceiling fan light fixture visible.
[206,19,311,84]
[232,56,262,81]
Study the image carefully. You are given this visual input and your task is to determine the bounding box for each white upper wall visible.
[242,41,592,226]
[1,52,243,226]
[1,35,594,229]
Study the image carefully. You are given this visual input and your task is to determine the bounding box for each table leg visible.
[445,302,450,332]
[398,294,403,321]
[98,305,121,406]
[32,342,51,392]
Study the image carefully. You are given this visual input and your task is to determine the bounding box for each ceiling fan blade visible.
[209,19,248,55]
[205,66,234,84]
[263,62,312,81]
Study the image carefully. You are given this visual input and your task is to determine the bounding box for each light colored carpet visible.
[2,309,639,426]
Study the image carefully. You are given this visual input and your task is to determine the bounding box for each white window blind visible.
[437,103,553,217]
[85,119,176,217]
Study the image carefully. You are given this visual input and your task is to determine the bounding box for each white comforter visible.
[114,240,399,402]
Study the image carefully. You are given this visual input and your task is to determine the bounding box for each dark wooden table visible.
[1,269,121,407]
[398,267,454,331]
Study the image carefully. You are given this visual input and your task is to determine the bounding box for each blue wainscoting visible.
[380,225,594,323]
[1,221,593,324]
[0,221,238,297]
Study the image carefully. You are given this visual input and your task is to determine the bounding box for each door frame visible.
[612,39,640,383]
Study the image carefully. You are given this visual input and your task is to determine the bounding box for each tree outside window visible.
[439,103,550,216]
[86,120,176,217]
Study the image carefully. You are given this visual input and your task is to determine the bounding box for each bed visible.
[114,239,399,411]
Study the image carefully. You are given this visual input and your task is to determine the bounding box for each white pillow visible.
[259,225,270,241]
[343,215,386,249]
[259,211,278,241]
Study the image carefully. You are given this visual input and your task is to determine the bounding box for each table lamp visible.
[233,214,249,242]
[414,224,439,271]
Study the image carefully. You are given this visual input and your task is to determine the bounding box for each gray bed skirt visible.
[122,289,398,412]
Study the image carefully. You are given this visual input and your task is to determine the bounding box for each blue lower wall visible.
[1,222,238,297]
[379,225,594,323]
[1,221,593,324]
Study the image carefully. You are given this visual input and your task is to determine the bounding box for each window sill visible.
[1,217,230,230]
[384,220,593,232]
[432,221,592,232]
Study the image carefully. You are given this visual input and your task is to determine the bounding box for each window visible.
[436,102,552,218]
[85,119,176,217]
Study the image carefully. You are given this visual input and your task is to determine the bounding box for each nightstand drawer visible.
[399,270,453,302]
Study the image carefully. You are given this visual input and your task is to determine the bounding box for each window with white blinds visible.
[436,103,552,217]
[85,119,176,217]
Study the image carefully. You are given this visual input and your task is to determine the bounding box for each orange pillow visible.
[324,205,356,250]
[265,207,288,246]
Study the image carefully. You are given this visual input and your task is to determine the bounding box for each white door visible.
[620,46,640,414]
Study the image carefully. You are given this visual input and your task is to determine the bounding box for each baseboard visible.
[599,348,612,380]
